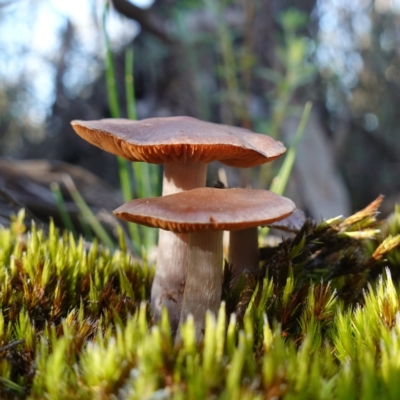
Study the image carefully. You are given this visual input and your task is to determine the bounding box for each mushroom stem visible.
[152,161,207,333]
[179,230,223,341]
[152,231,189,331]
[162,161,207,195]
[229,227,260,287]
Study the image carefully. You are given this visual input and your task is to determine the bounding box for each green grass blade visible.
[125,48,152,199]
[125,47,158,252]
[125,48,136,121]
[103,2,133,205]
[103,4,141,252]
[103,2,120,119]
[63,174,115,250]
[50,182,77,237]
[270,101,312,196]
[0,376,25,394]
[103,7,132,203]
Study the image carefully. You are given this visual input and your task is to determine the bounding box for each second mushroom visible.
[114,187,296,340]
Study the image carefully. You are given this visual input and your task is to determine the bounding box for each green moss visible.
[0,202,400,399]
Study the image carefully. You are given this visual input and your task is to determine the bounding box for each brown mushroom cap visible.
[114,187,296,233]
[71,116,285,168]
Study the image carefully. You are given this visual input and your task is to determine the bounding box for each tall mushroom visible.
[114,187,296,340]
[71,116,286,332]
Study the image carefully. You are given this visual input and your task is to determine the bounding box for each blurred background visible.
[0,0,399,239]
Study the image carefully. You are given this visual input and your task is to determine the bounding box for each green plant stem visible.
[50,182,77,237]
[125,48,136,121]
[103,3,133,203]
[103,3,121,120]
[103,4,140,252]
[63,174,115,249]
[124,48,158,252]
[125,48,152,199]
[270,101,312,195]
[261,102,311,239]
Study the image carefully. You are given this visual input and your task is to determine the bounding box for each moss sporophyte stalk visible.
[0,200,399,398]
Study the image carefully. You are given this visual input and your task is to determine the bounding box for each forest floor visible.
[0,197,399,399]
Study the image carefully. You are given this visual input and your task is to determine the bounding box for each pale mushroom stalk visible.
[162,161,207,195]
[228,227,260,287]
[179,230,223,340]
[152,161,207,332]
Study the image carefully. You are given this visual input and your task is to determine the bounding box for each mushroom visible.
[228,208,307,287]
[114,187,296,340]
[229,227,261,285]
[71,116,286,333]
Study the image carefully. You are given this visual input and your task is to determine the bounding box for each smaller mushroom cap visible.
[71,116,285,168]
[114,188,296,233]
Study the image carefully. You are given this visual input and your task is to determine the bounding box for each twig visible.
[111,0,174,44]
[0,339,25,353]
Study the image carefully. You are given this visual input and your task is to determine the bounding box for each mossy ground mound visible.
[0,199,400,399]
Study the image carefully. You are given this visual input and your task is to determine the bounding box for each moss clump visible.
[0,200,400,399]
[0,210,152,397]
